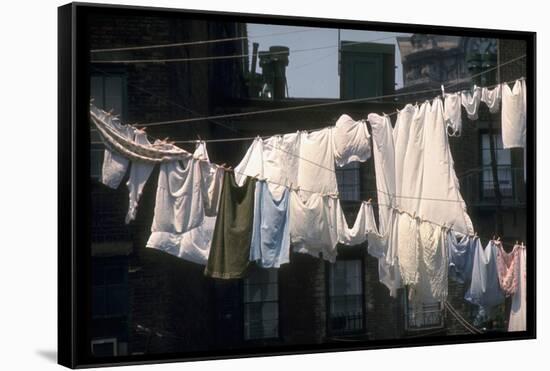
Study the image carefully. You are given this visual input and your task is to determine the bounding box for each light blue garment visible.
[464,240,505,324]
[249,181,291,268]
[447,231,476,284]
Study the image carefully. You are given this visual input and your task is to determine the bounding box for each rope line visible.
[91,37,407,64]
[133,56,525,127]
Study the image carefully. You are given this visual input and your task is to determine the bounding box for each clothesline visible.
[90,124,493,205]
[89,66,527,248]
[444,301,483,334]
[147,72,519,142]
[90,108,521,250]
[128,55,526,127]
[91,35,407,64]
[89,54,525,140]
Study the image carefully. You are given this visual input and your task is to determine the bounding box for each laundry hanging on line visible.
[89,76,528,326]
[508,244,527,331]
[146,142,224,265]
[464,240,505,325]
[368,97,473,304]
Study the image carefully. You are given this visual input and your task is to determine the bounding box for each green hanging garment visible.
[204,172,256,279]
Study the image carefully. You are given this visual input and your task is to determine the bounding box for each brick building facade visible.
[87,12,527,358]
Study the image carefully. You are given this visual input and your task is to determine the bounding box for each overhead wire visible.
[89,51,527,250]
[133,55,526,127]
[444,301,484,334]
[90,28,323,53]
[91,37,419,65]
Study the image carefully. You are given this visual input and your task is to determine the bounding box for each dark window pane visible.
[328,259,364,334]
[92,286,107,317]
[105,265,126,284]
[106,285,129,315]
[243,268,279,340]
[92,340,116,357]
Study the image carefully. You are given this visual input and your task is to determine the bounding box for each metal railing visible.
[459,167,526,207]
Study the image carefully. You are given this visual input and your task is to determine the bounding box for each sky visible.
[247,24,411,98]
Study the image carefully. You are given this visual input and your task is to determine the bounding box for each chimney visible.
[259,46,289,99]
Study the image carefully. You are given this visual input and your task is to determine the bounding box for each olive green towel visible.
[205,172,256,279]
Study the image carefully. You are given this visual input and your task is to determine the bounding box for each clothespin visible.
[474,232,478,239]
[441,84,445,98]
[497,236,501,242]
[492,234,496,241]
[367,198,372,204]
[516,240,519,245]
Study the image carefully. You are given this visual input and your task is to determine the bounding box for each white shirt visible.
[146,143,223,265]
[296,128,338,201]
[481,85,501,114]
[444,93,462,136]
[337,201,368,246]
[332,114,371,167]
[100,115,133,189]
[125,129,155,224]
[501,79,527,148]
[461,86,482,120]
[289,191,339,263]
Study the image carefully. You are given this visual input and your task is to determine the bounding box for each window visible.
[336,162,361,201]
[481,133,513,198]
[404,297,444,331]
[327,259,365,335]
[90,73,127,179]
[91,338,118,357]
[92,259,129,318]
[243,268,279,340]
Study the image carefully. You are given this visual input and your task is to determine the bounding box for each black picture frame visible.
[58,2,536,368]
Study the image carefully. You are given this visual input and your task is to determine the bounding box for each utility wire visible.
[91,38,414,64]
[90,28,321,53]
[90,66,240,135]
[134,56,525,127]
[444,301,484,334]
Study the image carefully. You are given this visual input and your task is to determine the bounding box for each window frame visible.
[325,247,367,337]
[90,69,128,180]
[91,337,118,357]
[403,290,444,332]
[241,267,281,342]
[92,257,129,319]
[335,162,362,201]
[479,131,514,200]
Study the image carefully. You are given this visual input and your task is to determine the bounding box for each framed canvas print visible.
[58,2,536,368]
